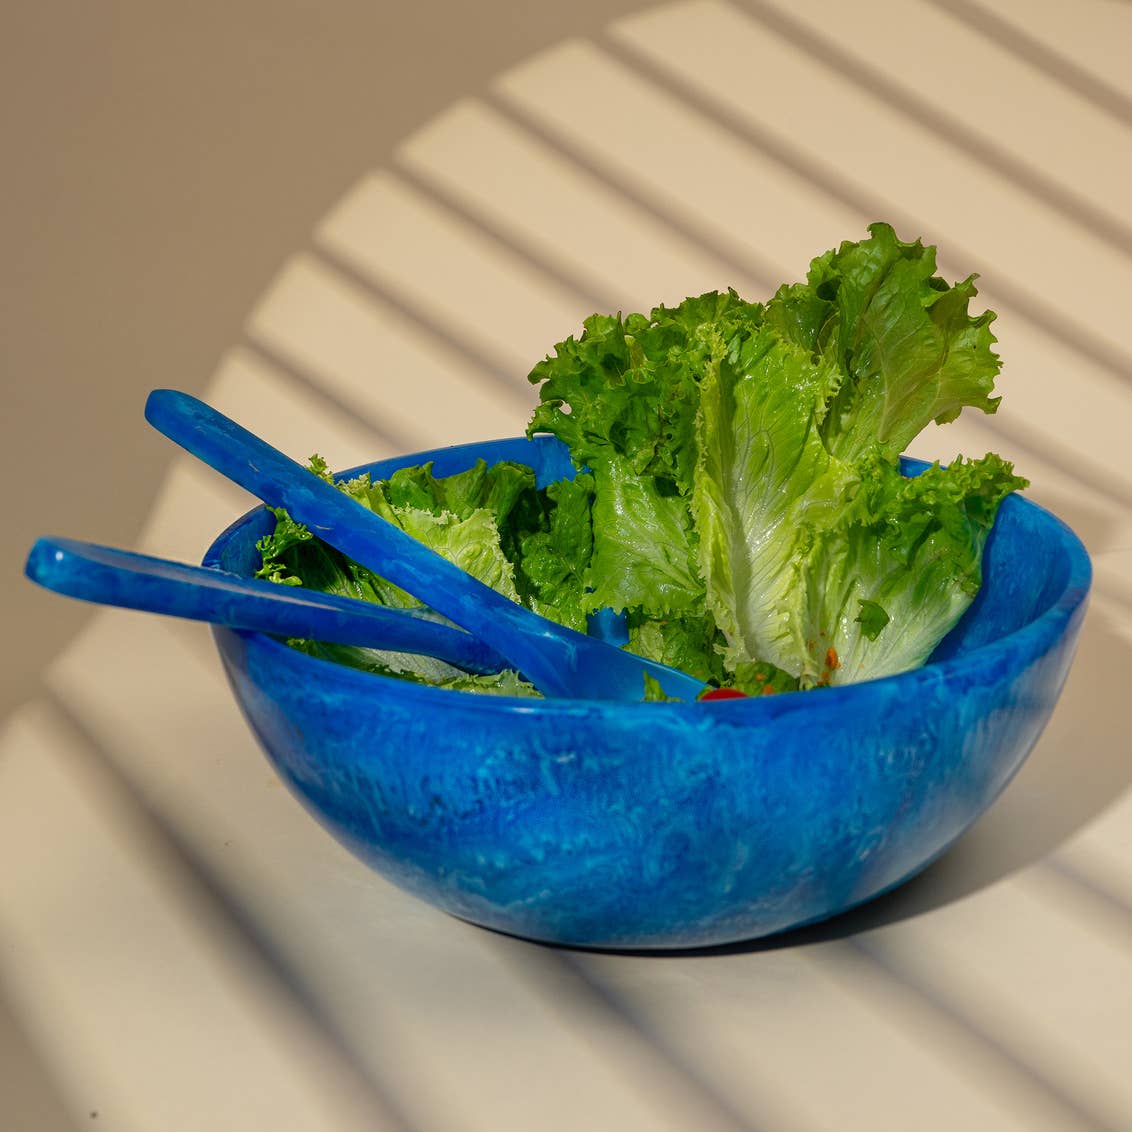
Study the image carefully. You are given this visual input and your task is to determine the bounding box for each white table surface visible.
[4,2,1131,1128]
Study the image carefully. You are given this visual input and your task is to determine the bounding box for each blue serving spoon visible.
[143,389,709,701]
[25,537,508,674]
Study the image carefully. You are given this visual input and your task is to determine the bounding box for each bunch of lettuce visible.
[257,223,1026,697]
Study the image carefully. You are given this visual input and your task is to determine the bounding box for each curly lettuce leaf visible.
[766,221,1002,462]
[798,452,1027,685]
[692,329,844,676]
[289,638,539,696]
[626,610,727,686]
[585,455,702,617]
[512,474,595,632]
[382,458,533,525]
[528,290,764,492]
[257,507,413,607]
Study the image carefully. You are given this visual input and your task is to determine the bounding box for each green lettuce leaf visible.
[585,454,702,617]
[626,610,727,686]
[692,329,844,676]
[766,221,1002,462]
[289,638,539,696]
[257,456,553,692]
[796,452,1027,685]
[528,290,763,492]
[512,474,595,632]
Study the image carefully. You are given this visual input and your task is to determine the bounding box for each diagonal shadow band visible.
[927,0,1132,131]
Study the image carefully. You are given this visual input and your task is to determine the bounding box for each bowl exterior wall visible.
[214,607,1082,949]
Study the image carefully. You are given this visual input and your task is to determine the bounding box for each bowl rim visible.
[202,436,1093,716]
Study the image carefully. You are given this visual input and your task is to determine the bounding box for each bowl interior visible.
[203,435,1091,677]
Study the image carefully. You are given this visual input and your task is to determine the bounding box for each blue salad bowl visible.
[203,436,1091,950]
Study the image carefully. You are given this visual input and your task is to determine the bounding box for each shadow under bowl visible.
[203,436,1091,950]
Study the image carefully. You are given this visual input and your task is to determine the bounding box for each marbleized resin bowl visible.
[203,436,1091,950]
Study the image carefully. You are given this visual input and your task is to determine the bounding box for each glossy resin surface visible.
[204,437,1091,949]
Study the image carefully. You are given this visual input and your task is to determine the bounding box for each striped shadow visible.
[927,0,1132,129]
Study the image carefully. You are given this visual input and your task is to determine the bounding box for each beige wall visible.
[2,2,650,718]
